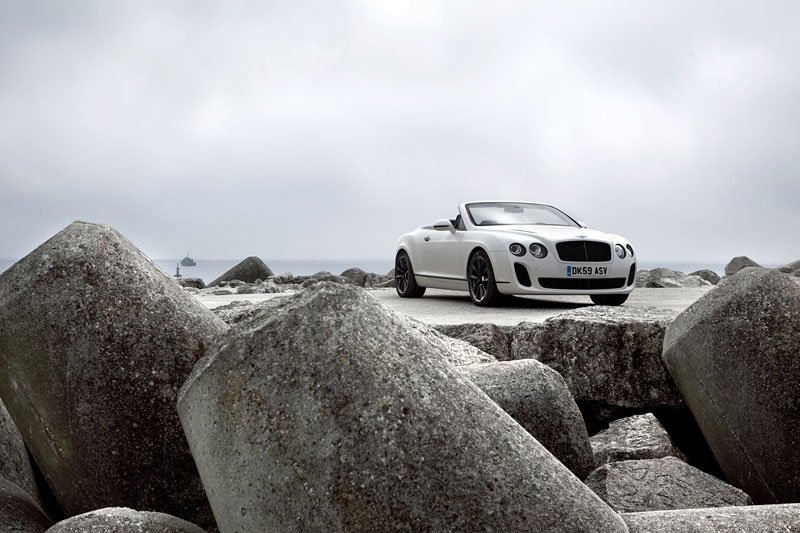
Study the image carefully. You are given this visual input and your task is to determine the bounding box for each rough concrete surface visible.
[0,221,228,529]
[591,413,674,466]
[460,359,595,479]
[623,503,800,532]
[178,283,627,533]
[208,256,274,287]
[586,456,752,513]
[0,476,51,532]
[663,268,800,504]
[46,507,205,532]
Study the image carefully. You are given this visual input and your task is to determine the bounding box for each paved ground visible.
[195,286,713,326]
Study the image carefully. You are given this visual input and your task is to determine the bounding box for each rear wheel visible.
[395,251,426,298]
[468,250,501,307]
[590,294,629,306]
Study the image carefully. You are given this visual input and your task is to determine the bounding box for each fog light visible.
[529,243,548,258]
[615,244,626,259]
[509,243,526,257]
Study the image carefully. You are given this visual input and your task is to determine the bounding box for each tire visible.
[395,251,426,298]
[590,294,629,306]
[468,250,501,307]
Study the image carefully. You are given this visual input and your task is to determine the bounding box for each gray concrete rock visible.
[259,280,281,293]
[208,256,273,287]
[587,457,752,513]
[0,221,229,529]
[528,306,682,410]
[300,271,346,287]
[435,323,514,360]
[178,283,627,533]
[0,477,51,532]
[235,284,258,294]
[46,507,205,532]
[210,289,233,295]
[0,400,39,503]
[363,273,390,287]
[273,272,294,284]
[339,267,368,286]
[460,360,595,479]
[509,322,547,360]
[663,267,800,504]
[723,255,761,276]
[622,503,800,532]
[591,413,674,466]
[688,269,720,285]
[177,278,206,290]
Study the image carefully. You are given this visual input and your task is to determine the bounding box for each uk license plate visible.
[566,265,607,277]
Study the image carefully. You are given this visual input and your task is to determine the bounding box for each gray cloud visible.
[1,0,799,264]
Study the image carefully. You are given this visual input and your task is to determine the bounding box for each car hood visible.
[484,225,614,242]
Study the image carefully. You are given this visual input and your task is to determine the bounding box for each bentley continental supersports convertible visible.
[395,201,636,307]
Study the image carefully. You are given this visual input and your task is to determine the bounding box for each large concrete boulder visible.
[460,359,595,479]
[46,507,205,532]
[208,256,273,287]
[663,267,800,503]
[723,255,761,275]
[435,323,514,360]
[586,457,752,512]
[688,269,720,285]
[623,504,800,532]
[0,477,51,532]
[339,267,368,286]
[0,221,229,528]
[178,283,627,533]
[0,399,39,503]
[520,307,682,411]
[590,413,675,466]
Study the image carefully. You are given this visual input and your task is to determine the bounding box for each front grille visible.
[538,277,627,290]
[556,241,611,262]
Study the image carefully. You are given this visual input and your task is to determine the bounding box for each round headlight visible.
[615,244,626,259]
[529,243,548,259]
[509,243,526,257]
[626,244,634,257]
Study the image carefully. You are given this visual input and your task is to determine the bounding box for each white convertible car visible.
[395,201,636,307]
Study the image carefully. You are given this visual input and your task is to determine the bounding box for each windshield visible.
[465,202,579,227]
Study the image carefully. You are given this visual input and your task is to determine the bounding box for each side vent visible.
[628,263,637,286]
[514,263,532,287]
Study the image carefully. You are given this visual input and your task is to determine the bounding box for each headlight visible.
[615,244,626,259]
[626,244,634,257]
[529,243,548,259]
[509,243,526,257]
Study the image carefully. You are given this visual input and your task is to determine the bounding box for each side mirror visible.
[432,219,455,233]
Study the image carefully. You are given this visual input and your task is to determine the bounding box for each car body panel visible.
[396,201,636,297]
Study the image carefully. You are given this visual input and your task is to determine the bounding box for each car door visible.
[418,228,464,282]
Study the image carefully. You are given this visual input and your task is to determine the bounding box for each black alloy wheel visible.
[590,294,629,306]
[395,251,426,298]
[468,250,500,307]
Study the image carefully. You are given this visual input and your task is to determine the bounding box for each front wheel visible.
[468,250,501,307]
[590,294,629,306]
[395,251,426,298]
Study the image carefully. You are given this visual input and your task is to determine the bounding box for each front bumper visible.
[488,250,636,296]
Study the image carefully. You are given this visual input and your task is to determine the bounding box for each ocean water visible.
[0,257,393,284]
[0,256,785,284]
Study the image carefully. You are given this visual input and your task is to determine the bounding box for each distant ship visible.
[180,253,196,267]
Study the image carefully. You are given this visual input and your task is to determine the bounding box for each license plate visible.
[566,265,607,277]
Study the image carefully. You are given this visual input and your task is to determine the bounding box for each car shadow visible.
[417,292,591,310]
[497,295,592,309]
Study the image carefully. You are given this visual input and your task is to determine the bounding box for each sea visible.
[0,257,394,284]
[1,257,781,284]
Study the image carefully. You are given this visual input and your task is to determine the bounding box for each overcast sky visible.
[1,1,798,264]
